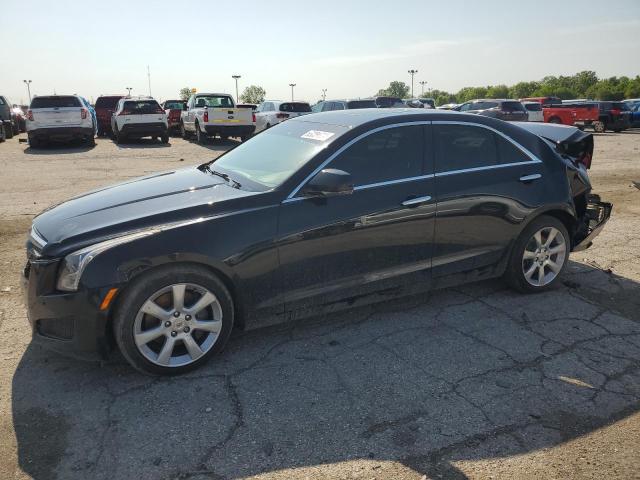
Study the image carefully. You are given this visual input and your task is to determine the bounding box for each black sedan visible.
[23,109,611,375]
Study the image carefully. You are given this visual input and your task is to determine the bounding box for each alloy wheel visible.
[133,283,223,367]
[522,226,567,287]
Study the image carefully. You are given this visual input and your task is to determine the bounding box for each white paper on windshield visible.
[301,130,335,141]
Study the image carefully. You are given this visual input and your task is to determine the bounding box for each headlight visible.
[56,230,156,292]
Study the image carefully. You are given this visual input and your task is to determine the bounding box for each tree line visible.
[377,71,640,105]
[178,71,640,107]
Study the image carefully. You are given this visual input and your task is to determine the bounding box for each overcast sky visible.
[1,0,639,104]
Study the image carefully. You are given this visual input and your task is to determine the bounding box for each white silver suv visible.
[27,95,96,148]
[111,96,169,144]
[254,101,312,133]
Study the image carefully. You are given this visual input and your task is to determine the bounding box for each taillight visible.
[610,108,621,116]
[276,113,290,119]
[203,110,209,122]
[252,113,256,123]
[27,110,33,121]
[81,108,88,119]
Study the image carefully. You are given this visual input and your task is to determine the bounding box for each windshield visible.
[164,100,185,110]
[209,120,348,190]
[31,96,80,108]
[279,102,311,112]
[523,103,542,111]
[194,95,234,108]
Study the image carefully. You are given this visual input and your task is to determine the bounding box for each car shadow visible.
[11,261,640,479]
[183,136,242,152]
[112,138,171,149]
[23,140,96,155]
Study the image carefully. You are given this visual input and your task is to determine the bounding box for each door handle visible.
[401,195,432,207]
[519,173,542,183]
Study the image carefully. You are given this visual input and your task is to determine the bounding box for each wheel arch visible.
[104,260,244,352]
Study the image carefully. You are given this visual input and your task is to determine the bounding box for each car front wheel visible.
[113,265,234,375]
[505,215,569,293]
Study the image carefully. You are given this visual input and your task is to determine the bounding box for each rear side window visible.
[501,101,526,112]
[122,100,163,114]
[331,125,423,186]
[95,97,122,108]
[31,96,81,108]
[523,103,542,111]
[496,135,529,164]
[279,102,311,112]
[346,100,377,109]
[435,125,498,172]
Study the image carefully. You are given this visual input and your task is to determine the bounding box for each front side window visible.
[330,125,423,186]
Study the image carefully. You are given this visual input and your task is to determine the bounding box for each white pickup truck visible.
[180,93,255,143]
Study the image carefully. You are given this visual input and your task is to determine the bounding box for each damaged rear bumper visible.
[573,194,612,252]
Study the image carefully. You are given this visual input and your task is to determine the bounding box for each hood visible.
[33,167,258,253]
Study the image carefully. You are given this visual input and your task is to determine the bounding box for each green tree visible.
[508,81,540,99]
[179,87,193,101]
[376,81,410,98]
[485,84,509,98]
[456,86,488,103]
[240,85,266,104]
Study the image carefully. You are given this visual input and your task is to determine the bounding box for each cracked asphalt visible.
[0,131,639,479]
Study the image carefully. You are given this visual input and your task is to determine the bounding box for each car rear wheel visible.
[505,215,569,293]
[0,125,5,142]
[195,123,206,144]
[5,124,13,139]
[240,134,251,142]
[113,265,234,375]
[593,121,605,133]
[27,133,40,148]
[86,135,96,146]
[548,117,561,124]
[161,134,169,144]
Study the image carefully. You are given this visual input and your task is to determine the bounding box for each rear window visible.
[279,102,311,112]
[95,96,123,108]
[346,100,377,109]
[501,101,526,112]
[122,100,163,114]
[31,96,81,108]
[163,100,186,110]
[194,95,234,108]
[523,103,542,111]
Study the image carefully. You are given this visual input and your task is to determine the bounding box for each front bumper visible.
[22,256,114,361]
[120,122,167,138]
[203,124,255,137]
[28,126,94,140]
[573,195,613,252]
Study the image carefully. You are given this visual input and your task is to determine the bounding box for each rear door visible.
[432,121,549,279]
[278,123,436,311]
[30,96,84,128]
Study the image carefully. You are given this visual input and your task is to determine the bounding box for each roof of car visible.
[289,108,462,128]
[195,92,232,97]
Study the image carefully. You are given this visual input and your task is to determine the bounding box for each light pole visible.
[23,80,32,103]
[321,88,327,101]
[289,83,296,101]
[419,81,427,97]
[232,75,241,102]
[408,69,418,98]
[147,65,152,96]
[126,87,133,96]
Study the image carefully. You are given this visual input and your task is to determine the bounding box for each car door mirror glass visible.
[302,169,354,197]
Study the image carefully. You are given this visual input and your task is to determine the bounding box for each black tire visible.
[504,215,570,293]
[195,122,206,144]
[161,134,169,144]
[116,131,127,144]
[240,134,251,142]
[12,122,19,136]
[5,124,13,139]
[0,125,5,143]
[548,117,561,124]
[27,133,39,148]
[113,264,234,375]
[86,135,96,146]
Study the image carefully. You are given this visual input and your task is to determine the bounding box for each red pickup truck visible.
[520,97,601,131]
[161,99,187,134]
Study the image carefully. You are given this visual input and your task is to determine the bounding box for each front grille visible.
[37,318,74,340]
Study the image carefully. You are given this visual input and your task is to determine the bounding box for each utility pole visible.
[147,65,151,97]
[126,87,133,96]
[23,80,32,103]
[289,83,296,101]
[408,69,418,98]
[419,81,427,97]
[322,88,327,101]
[232,75,241,102]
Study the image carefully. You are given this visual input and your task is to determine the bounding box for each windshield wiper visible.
[202,165,242,189]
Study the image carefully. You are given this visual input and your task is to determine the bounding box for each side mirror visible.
[302,169,354,197]
[183,104,188,111]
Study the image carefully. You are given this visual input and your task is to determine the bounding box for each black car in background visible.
[374,96,405,108]
[0,95,16,139]
[312,99,378,111]
[595,101,631,132]
[454,99,529,122]
[23,109,611,375]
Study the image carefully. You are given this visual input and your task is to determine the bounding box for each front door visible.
[278,123,436,313]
